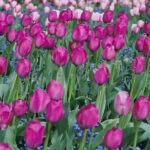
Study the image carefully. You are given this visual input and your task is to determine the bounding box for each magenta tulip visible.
[69,41,83,51]
[48,10,58,22]
[94,25,106,39]
[87,29,94,41]
[103,10,113,23]
[144,21,150,35]
[48,22,56,35]
[34,32,46,48]
[0,12,6,22]
[6,14,13,25]
[0,21,7,35]
[81,10,90,21]
[43,36,55,49]
[21,14,32,27]
[6,28,17,42]
[147,4,150,17]
[59,8,72,22]
[88,37,100,51]
[101,36,114,49]
[16,29,29,42]
[0,143,12,150]
[143,36,150,56]
[113,35,125,50]
[0,56,7,75]
[135,36,146,52]
[105,24,114,36]
[30,23,42,37]
[55,22,66,38]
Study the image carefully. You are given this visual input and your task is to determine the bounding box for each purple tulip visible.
[135,36,146,52]
[143,36,150,56]
[43,36,55,49]
[30,23,42,37]
[0,12,6,22]
[88,37,100,51]
[144,21,150,35]
[103,10,113,23]
[21,14,32,27]
[6,28,17,42]
[34,32,46,48]
[0,143,12,150]
[16,29,29,42]
[113,35,125,50]
[6,14,13,25]
[0,56,7,75]
[147,4,150,17]
[59,8,72,22]
[101,36,114,49]
[48,11,58,22]
[94,25,106,39]
[81,10,90,21]
[69,41,83,51]
[0,21,7,35]
[55,22,66,38]
[48,22,57,35]
[105,24,114,36]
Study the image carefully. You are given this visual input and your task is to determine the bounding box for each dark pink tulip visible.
[81,10,90,21]
[34,32,46,48]
[113,35,125,50]
[16,58,31,78]
[143,36,150,56]
[72,22,89,41]
[45,100,65,123]
[105,24,114,36]
[21,14,32,27]
[15,46,22,60]
[135,36,146,52]
[0,56,7,75]
[30,23,42,37]
[76,103,99,129]
[131,55,145,74]
[101,36,114,49]
[0,102,13,129]
[69,41,83,51]
[43,36,55,49]
[0,21,7,35]
[59,8,72,22]
[94,25,106,39]
[6,14,13,25]
[70,47,87,66]
[55,22,66,38]
[46,80,63,100]
[48,22,57,35]
[66,8,73,21]
[16,29,29,42]
[0,12,6,22]
[87,29,94,41]
[104,127,122,149]
[6,28,17,42]
[17,36,32,57]
[29,89,50,113]
[114,91,131,115]
[12,99,28,117]
[0,143,12,150]
[133,96,150,120]
[147,5,150,17]
[103,10,113,23]
[144,21,150,35]
[102,45,116,60]
[51,46,68,66]
[93,64,109,85]
[48,10,58,22]
[88,37,100,51]
[24,120,45,148]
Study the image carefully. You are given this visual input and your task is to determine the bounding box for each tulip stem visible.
[96,85,102,108]
[118,115,122,128]
[79,129,87,150]
[14,117,19,143]
[43,122,51,150]
[130,74,136,100]
[133,121,140,150]
[33,113,36,119]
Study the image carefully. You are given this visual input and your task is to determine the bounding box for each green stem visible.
[118,115,122,128]
[79,129,87,150]
[28,148,33,150]
[133,121,140,150]
[43,122,51,150]
[110,61,116,84]
[33,113,36,119]
[130,74,136,100]
[96,85,102,107]
[14,117,19,143]
[50,62,54,80]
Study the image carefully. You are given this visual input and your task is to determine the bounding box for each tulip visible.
[144,21,150,35]
[70,47,87,66]
[30,23,42,37]
[59,8,72,22]
[48,22,56,35]
[113,35,125,50]
[88,37,100,51]
[44,6,50,14]
[6,28,17,42]
[43,36,55,49]
[87,29,94,41]
[104,127,122,149]
[72,9,82,20]
[51,46,68,66]
[6,14,13,25]
[81,10,90,21]
[0,21,7,35]
[46,80,63,100]
[12,99,28,117]
[76,103,99,128]
[34,32,46,48]
[105,24,114,36]
[24,120,45,148]
[93,64,109,85]
[48,10,58,22]
[91,12,101,22]
[69,41,83,51]
[45,100,65,123]
[0,143,12,150]
[132,96,150,120]
[16,58,31,78]
[143,36,150,56]
[55,22,66,38]
[101,36,114,49]
[137,20,144,28]
[21,14,32,27]
[14,46,22,60]
[94,25,106,39]
[0,102,13,129]
[147,4,150,17]
[0,56,7,75]
[103,10,113,23]
[114,91,131,115]
[0,12,6,22]
[135,36,146,52]
[16,29,29,42]
[29,89,50,113]
[31,11,40,23]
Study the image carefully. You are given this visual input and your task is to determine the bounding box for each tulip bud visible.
[69,41,83,51]
[76,103,99,128]
[34,32,46,48]
[88,37,100,51]
[21,14,32,27]
[55,22,66,38]
[48,22,56,35]
[143,36,150,56]
[48,10,58,22]
[113,35,125,50]
[46,80,63,100]
[30,23,42,37]
[45,100,64,123]
[16,58,31,77]
[81,10,90,21]
[0,56,7,75]
[12,99,28,117]
[147,4,150,17]
[0,12,6,22]
[135,36,145,52]
[16,29,29,42]
[0,21,7,35]
[70,47,87,66]
[93,64,109,85]
[102,36,114,49]
[0,143,12,150]
[43,36,55,49]
[133,96,150,120]
[24,120,45,148]
[104,127,122,149]
[105,24,114,36]
[51,46,68,66]
[87,29,94,41]
[94,25,106,39]
[114,91,131,115]
[103,10,113,23]
[6,14,13,25]
[0,102,13,129]
[144,21,150,35]
[6,28,17,42]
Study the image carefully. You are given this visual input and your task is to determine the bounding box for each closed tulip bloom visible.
[29,89,50,113]
[46,80,63,100]
[48,22,56,35]
[24,120,45,148]
[143,36,150,56]
[0,143,12,150]
[6,14,13,25]
[48,10,58,22]
[105,24,114,36]
[70,47,87,66]
[16,29,29,42]
[55,22,66,38]
[93,64,109,85]
[76,103,99,129]
[114,91,131,115]
[34,32,46,48]
[12,99,28,117]
[69,41,83,51]
[14,46,22,60]
[113,35,125,50]
[21,14,32,27]
[88,37,100,51]
[0,12,6,22]
[81,10,90,21]
[131,55,145,74]
[43,36,55,49]
[16,58,31,77]
[135,36,146,52]
[45,100,65,123]
[0,56,7,75]
[0,102,13,129]
[103,10,113,23]
[133,96,150,120]
[0,21,7,35]
[144,21,150,35]
[94,25,106,39]
[147,4,150,17]
[51,46,68,66]
[104,127,122,149]
[102,36,114,49]
[30,23,42,37]
[6,28,17,42]
[87,29,94,41]
[59,8,72,22]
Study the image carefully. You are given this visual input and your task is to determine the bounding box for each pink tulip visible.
[93,64,109,85]
[0,102,13,129]
[105,24,114,36]
[43,36,55,49]
[59,8,72,22]
[6,14,13,25]
[26,3,35,12]
[103,10,113,23]
[135,36,145,52]
[31,11,40,23]
[24,120,45,148]
[24,0,31,6]
[104,127,122,149]
[87,29,94,41]
[0,21,7,35]
[48,22,56,35]
[6,28,17,42]
[144,21,150,35]
[0,143,12,150]
[88,37,100,51]
[16,29,29,42]
[14,4,21,13]
[48,10,58,22]
[12,99,28,117]
[81,10,90,21]
[0,56,7,75]
[91,12,100,22]
[73,9,82,20]
[101,36,114,49]
[143,36,150,56]
[30,23,42,37]
[34,32,46,48]
[21,14,32,27]
[137,20,144,28]
[133,96,150,120]
[5,3,11,11]
[16,58,31,77]
[0,12,6,22]
[55,22,66,38]
[11,1,17,8]
[76,103,99,128]
[113,35,125,50]
[69,41,83,51]
[94,25,106,39]
[147,4,150,17]
[14,46,22,60]
[44,6,50,14]
[131,24,139,33]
